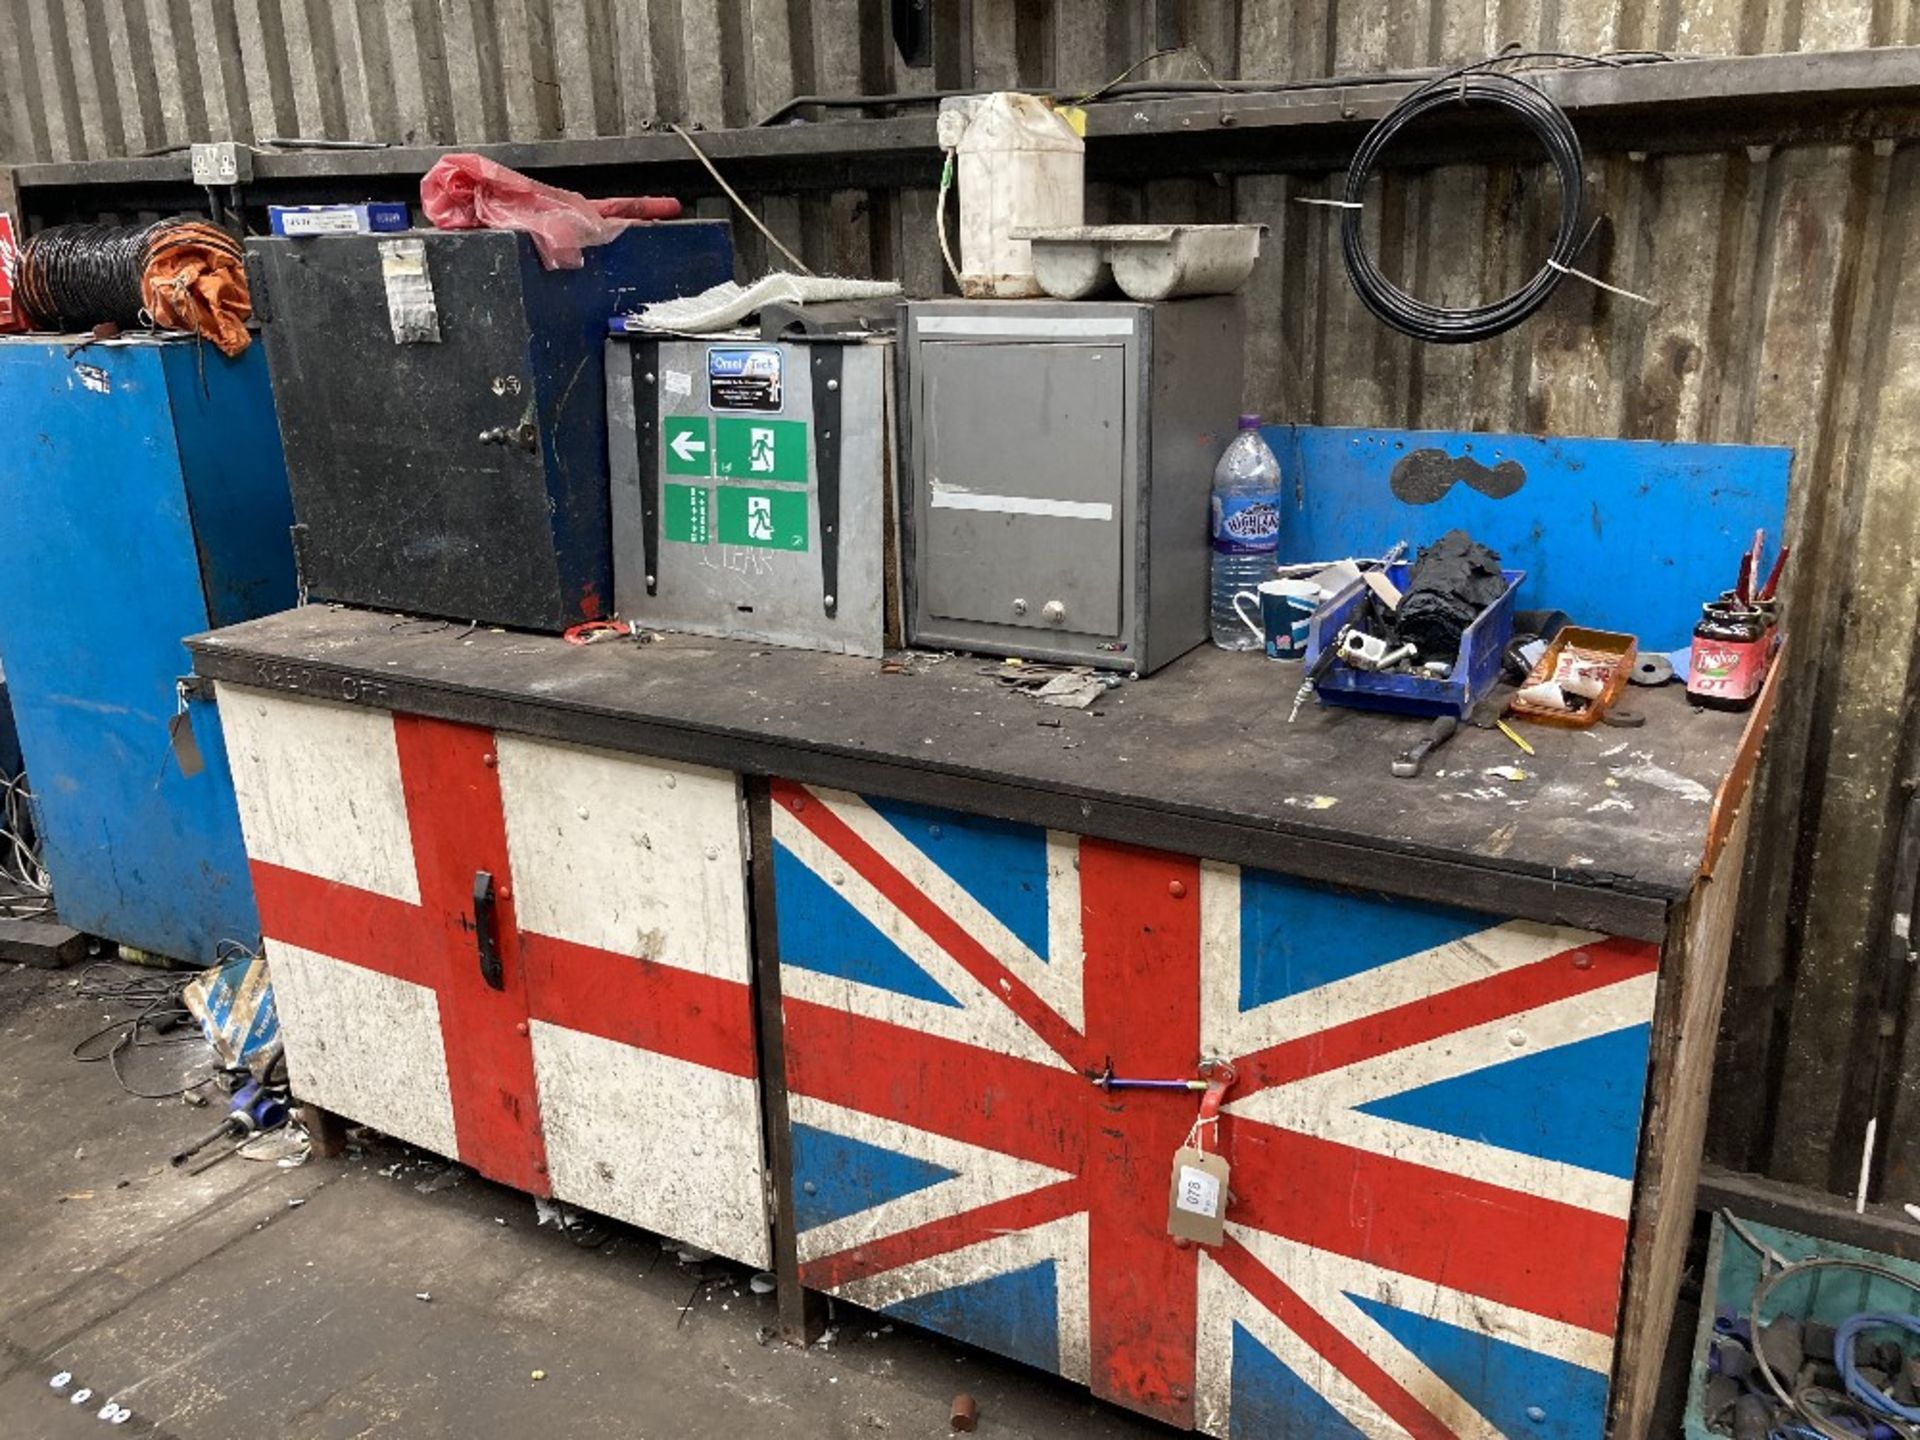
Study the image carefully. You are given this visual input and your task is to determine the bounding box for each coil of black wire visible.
[12,221,163,331]
[1340,67,1586,344]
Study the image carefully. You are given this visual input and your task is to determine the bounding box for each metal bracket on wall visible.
[812,344,843,619]
[631,340,662,597]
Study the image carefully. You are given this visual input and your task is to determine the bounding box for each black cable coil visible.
[12,221,164,331]
[1340,67,1587,344]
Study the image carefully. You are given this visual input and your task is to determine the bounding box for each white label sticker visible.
[379,238,441,344]
[1175,1164,1221,1218]
[663,369,692,397]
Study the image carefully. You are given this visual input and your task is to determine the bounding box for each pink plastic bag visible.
[420,154,683,270]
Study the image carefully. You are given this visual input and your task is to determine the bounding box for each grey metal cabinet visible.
[607,333,899,658]
[902,298,1243,673]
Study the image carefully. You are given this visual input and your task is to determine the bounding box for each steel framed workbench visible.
[187,607,1771,1440]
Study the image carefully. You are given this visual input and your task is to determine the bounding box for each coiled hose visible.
[12,218,249,349]
[1340,67,1587,343]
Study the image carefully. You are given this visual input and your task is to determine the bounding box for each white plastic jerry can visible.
[938,92,1085,298]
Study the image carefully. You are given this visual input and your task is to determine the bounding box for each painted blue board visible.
[0,335,295,960]
[1267,427,1792,651]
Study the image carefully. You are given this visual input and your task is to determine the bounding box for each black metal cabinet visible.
[248,224,733,632]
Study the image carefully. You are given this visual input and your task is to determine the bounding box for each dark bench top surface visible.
[190,607,1758,939]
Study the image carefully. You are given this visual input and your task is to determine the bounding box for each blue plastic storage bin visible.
[1303,564,1526,718]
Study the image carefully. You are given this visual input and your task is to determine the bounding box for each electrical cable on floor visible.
[667,123,814,276]
[69,962,222,1100]
[1336,50,1644,343]
[0,770,52,919]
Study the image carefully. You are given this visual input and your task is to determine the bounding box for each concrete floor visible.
[0,963,1175,1440]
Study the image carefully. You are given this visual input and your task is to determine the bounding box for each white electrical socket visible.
[190,142,252,187]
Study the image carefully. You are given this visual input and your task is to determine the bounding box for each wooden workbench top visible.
[188,607,1766,940]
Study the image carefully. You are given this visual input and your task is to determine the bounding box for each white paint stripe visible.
[1196,1250,1411,1440]
[1256,972,1659,1113]
[265,941,456,1159]
[917,315,1134,337]
[531,1021,770,1269]
[1230,1223,1609,1440]
[1228,1224,1616,1375]
[806,786,1085,1033]
[1043,833,1086,1032]
[773,799,1071,1070]
[788,1094,1074,1265]
[1228,976,1653,1215]
[930,490,1115,521]
[1199,859,1241,1063]
[218,685,420,904]
[833,1211,1092,1385]
[498,735,751,980]
[1211,915,1605,1062]
[1248,1107,1636,1218]
[1268,1239,1504,1440]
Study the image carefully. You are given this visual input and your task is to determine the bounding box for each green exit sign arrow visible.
[663,417,711,476]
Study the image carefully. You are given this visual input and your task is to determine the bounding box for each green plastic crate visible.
[1687,1213,1920,1440]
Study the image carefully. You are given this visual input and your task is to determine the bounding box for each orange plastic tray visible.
[1507,626,1638,729]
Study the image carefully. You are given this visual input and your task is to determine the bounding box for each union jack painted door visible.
[218,685,769,1268]
[770,781,1658,1439]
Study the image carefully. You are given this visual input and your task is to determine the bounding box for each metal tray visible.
[1012,223,1265,301]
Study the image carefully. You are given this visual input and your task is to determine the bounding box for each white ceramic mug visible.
[1232,577,1321,660]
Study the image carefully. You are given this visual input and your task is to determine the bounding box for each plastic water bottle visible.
[1209,415,1282,650]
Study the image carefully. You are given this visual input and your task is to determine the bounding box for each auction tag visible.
[168,711,205,778]
[1167,1146,1229,1246]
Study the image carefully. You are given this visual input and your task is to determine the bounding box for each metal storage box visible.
[901,297,1242,673]
[247,224,733,632]
[607,331,898,657]
[0,334,296,960]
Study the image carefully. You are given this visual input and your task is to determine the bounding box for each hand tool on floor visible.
[170,1077,289,1167]
[1391,715,1458,778]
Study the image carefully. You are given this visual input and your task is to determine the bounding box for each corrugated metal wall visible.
[3,0,1914,160]
[5,0,1919,1199]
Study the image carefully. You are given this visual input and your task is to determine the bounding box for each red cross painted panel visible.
[219,685,770,1268]
[770,781,1659,1439]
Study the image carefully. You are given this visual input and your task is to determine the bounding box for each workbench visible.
[187,606,1771,1440]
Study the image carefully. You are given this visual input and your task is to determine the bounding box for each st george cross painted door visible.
[217,685,769,1269]
[769,781,1657,1439]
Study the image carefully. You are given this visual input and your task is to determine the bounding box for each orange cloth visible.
[141,224,251,357]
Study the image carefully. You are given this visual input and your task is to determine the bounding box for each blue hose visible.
[1834,1313,1920,1424]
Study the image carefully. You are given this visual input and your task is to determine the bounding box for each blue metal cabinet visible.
[0,335,296,960]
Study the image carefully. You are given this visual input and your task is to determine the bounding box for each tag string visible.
[1545,258,1657,306]
[1186,1062,1236,1154]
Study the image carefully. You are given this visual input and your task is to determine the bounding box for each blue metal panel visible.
[1268,427,1793,650]
[523,222,737,621]
[0,336,287,960]
[163,345,298,627]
